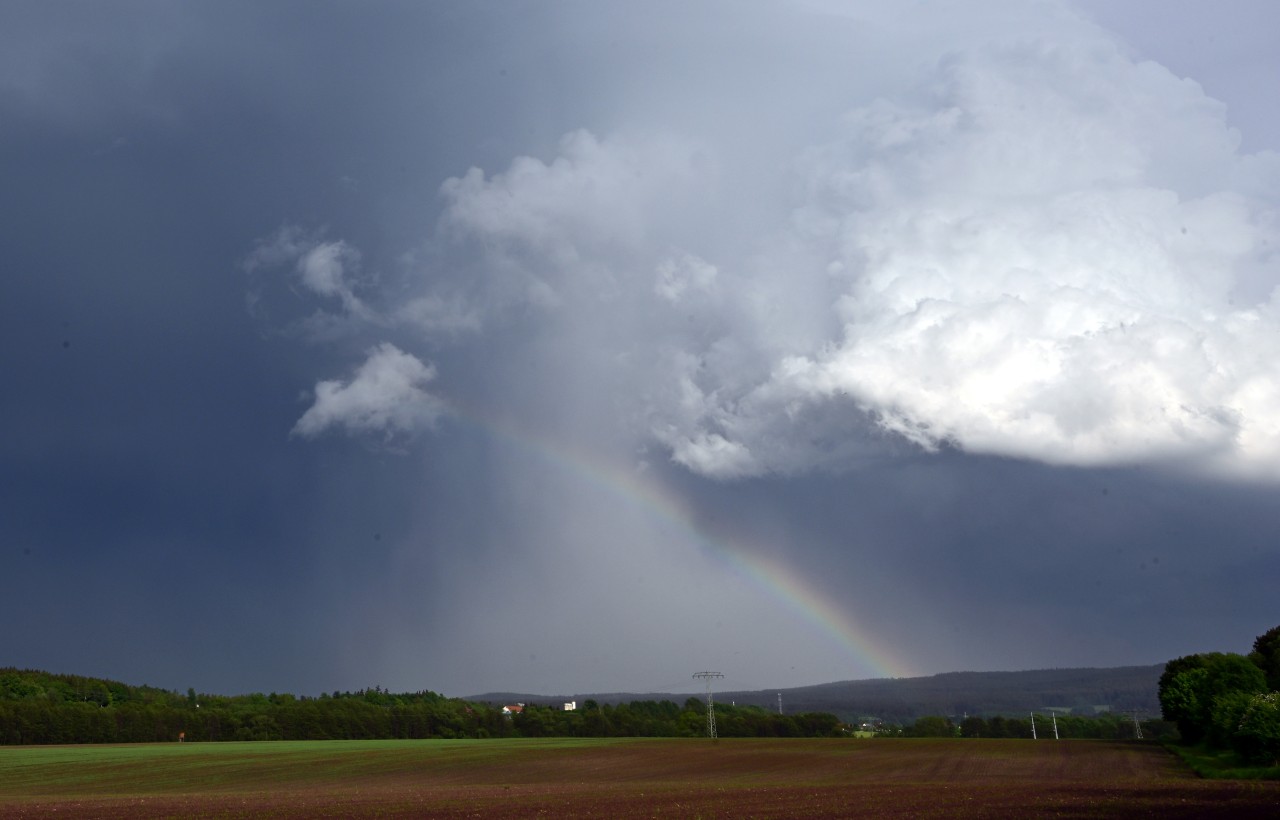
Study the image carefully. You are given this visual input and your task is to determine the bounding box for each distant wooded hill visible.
[474,665,1163,724]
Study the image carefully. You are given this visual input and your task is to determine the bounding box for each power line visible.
[692,672,724,739]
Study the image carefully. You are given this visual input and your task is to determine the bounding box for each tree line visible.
[892,712,1175,740]
[509,698,840,739]
[1157,624,1280,767]
[0,668,841,744]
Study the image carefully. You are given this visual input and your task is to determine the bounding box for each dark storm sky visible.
[2,0,1278,697]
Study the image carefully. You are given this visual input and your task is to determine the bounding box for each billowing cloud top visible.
[264,4,1280,482]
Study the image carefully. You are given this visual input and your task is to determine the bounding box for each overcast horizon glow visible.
[3,0,1278,697]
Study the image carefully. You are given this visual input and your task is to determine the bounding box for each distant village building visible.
[502,703,524,717]
[563,701,577,711]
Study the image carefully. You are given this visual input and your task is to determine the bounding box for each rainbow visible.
[441,404,913,681]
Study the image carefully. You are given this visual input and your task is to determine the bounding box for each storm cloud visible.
[4,0,1278,698]
[283,10,1280,482]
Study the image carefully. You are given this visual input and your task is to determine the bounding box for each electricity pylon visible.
[692,672,724,739]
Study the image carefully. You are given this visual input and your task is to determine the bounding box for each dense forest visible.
[0,668,840,744]
[1158,625,1280,766]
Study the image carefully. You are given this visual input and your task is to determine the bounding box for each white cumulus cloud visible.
[429,33,1280,481]
[269,2,1280,483]
[751,41,1280,479]
[292,343,444,443]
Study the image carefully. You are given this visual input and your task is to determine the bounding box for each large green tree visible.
[1249,625,1280,692]
[906,716,955,737]
[1234,693,1280,766]
[1159,652,1267,745]
[1159,654,1210,742]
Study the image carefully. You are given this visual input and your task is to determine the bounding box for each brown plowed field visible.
[1,738,1277,818]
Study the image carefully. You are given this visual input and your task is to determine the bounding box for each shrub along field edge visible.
[1167,742,1280,780]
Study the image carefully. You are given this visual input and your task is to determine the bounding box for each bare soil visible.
[2,738,1278,818]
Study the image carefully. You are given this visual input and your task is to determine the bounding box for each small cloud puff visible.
[245,226,375,321]
[296,240,369,316]
[292,343,445,444]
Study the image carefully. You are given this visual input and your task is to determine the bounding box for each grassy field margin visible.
[1165,742,1280,780]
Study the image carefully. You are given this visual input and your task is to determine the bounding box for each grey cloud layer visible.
[276,14,1279,483]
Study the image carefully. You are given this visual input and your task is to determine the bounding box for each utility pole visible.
[1030,712,1037,740]
[777,692,782,715]
[692,672,724,739]
[1051,711,1059,740]
[1131,711,1143,740]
